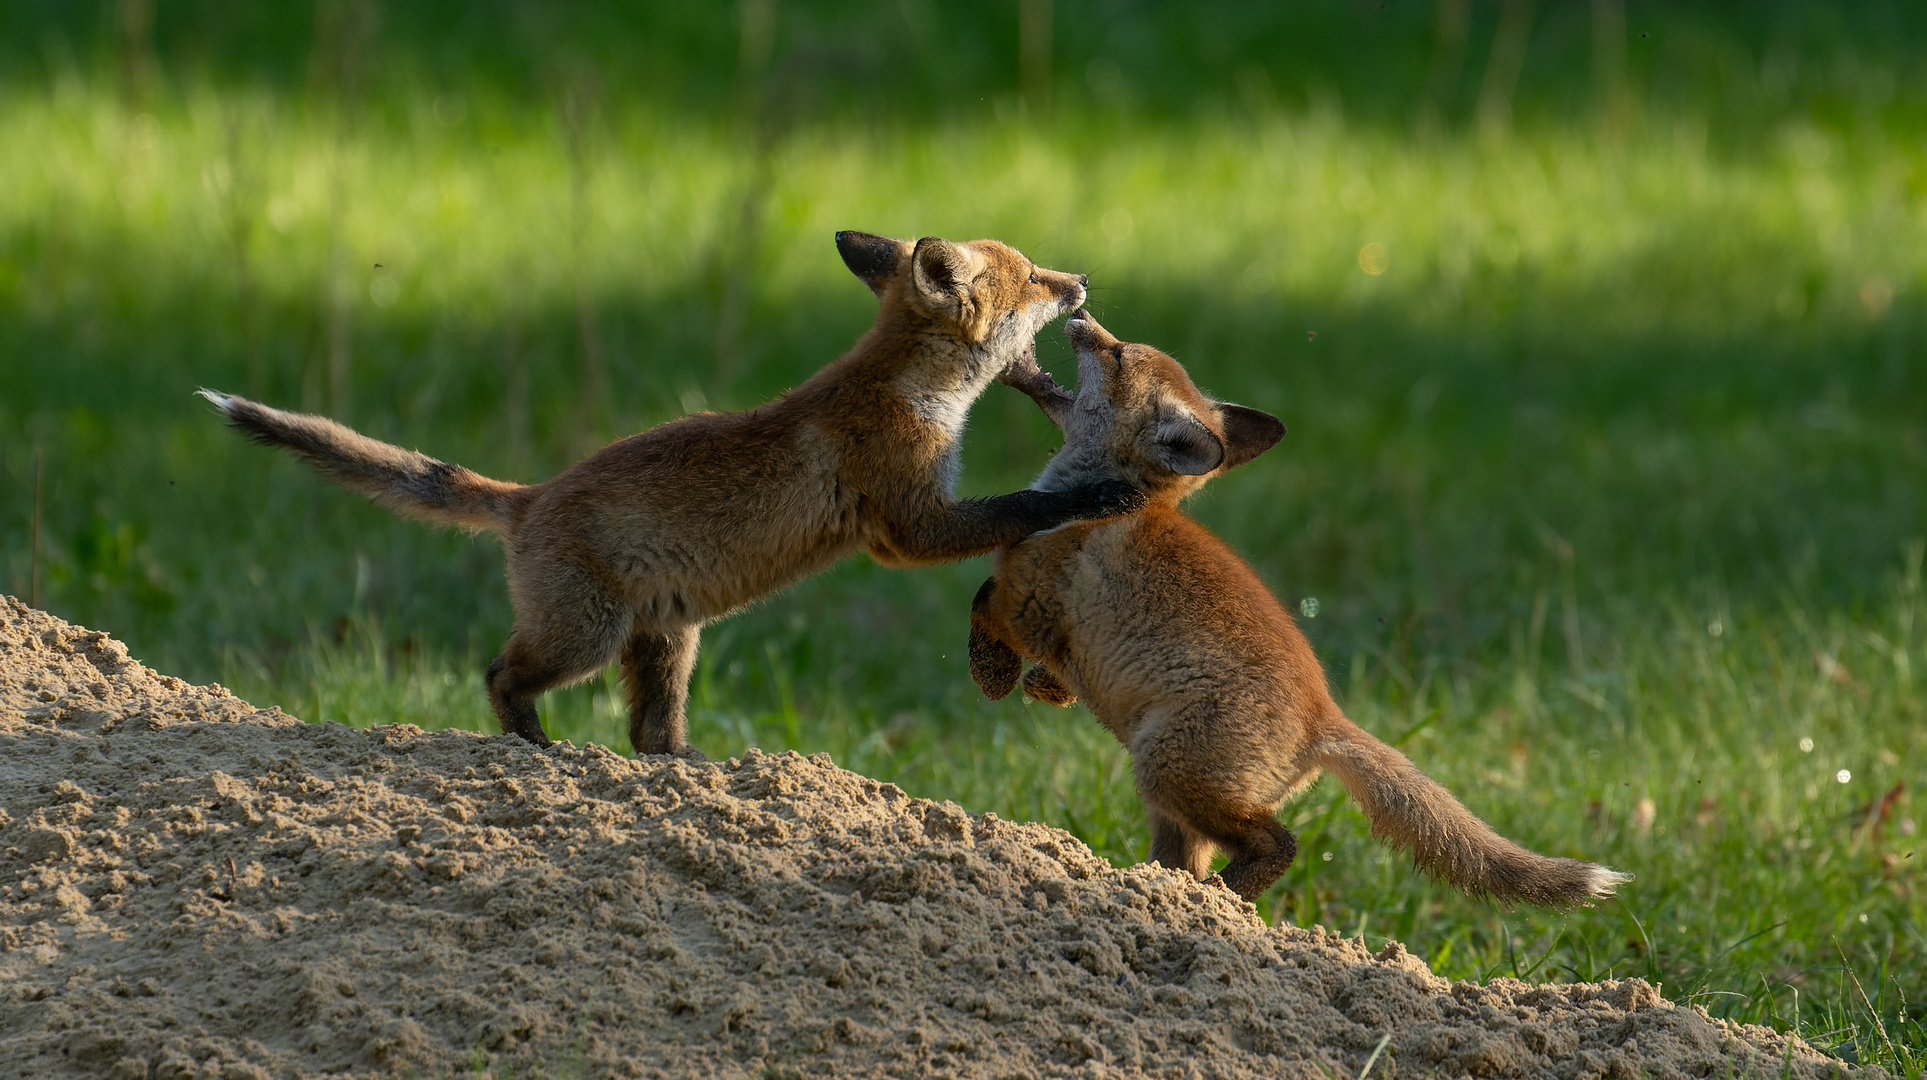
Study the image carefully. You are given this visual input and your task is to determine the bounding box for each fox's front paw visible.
[1066,478,1146,519]
[998,348,1073,427]
[969,625,1022,700]
[1021,665,1077,706]
[997,349,1073,405]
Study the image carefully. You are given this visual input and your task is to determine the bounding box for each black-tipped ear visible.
[836,231,907,295]
[1218,404,1286,470]
[1154,414,1226,476]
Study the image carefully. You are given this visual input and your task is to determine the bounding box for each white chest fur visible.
[900,362,998,496]
[902,354,1004,437]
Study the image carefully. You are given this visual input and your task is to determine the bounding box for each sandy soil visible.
[0,597,1865,1080]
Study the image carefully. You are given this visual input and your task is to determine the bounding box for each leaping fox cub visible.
[204,232,1140,754]
[972,312,1630,906]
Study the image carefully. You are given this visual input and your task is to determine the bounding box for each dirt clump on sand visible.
[0,599,1861,1079]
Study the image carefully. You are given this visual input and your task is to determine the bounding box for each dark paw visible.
[1217,863,1285,902]
[1021,665,1077,706]
[510,720,553,749]
[1066,478,1145,520]
[969,627,1022,700]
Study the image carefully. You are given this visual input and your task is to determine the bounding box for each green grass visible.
[3,2,1926,1072]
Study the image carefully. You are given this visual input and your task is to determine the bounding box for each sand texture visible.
[0,598,1864,1079]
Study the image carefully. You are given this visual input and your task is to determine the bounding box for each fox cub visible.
[969,312,1630,905]
[205,232,1139,754]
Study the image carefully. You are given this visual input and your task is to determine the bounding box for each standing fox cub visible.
[204,232,1139,754]
[970,312,1630,905]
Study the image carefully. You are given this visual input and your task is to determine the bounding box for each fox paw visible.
[969,628,1022,700]
[1021,665,1077,706]
[1068,478,1146,519]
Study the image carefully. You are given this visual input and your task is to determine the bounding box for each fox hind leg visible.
[486,649,560,747]
[487,571,633,749]
[1145,806,1215,882]
[1135,712,1297,900]
[488,629,620,748]
[1147,801,1296,900]
[622,623,702,756]
[1209,813,1298,901]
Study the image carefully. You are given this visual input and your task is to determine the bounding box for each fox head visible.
[1031,310,1285,503]
[836,230,1087,369]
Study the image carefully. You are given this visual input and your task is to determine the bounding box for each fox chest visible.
[903,369,1000,493]
[1003,537,1222,719]
[924,437,964,495]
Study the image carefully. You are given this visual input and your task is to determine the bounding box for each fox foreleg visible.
[486,651,558,749]
[875,483,1144,566]
[996,344,1073,429]
[1020,665,1078,706]
[1145,807,1214,882]
[968,579,1023,700]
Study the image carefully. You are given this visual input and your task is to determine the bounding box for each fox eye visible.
[1027,271,1039,285]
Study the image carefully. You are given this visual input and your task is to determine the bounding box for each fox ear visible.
[837,231,909,295]
[1217,404,1286,470]
[911,237,986,331]
[1154,413,1226,476]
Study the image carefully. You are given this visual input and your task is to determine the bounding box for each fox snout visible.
[1065,309,1120,354]
[1040,271,1090,316]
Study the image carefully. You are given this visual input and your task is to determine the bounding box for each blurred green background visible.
[3,0,1924,1068]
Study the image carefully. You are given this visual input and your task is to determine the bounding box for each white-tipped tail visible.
[1316,718,1632,907]
[202,391,526,532]
[1584,866,1635,898]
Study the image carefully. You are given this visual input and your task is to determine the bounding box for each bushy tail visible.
[200,391,527,533]
[1316,718,1631,907]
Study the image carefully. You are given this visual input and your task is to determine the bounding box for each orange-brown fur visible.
[204,233,1141,753]
[970,312,1630,905]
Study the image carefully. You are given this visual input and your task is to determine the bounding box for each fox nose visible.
[1077,274,1089,288]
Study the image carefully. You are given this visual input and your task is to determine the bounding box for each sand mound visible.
[0,598,1862,1080]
